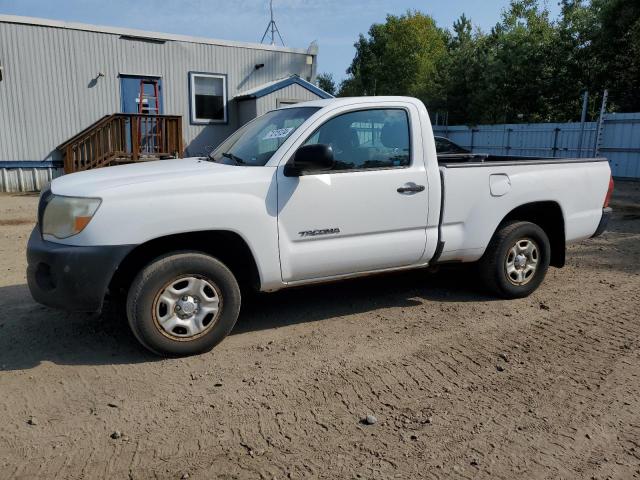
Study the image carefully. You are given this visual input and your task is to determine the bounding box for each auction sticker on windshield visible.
[262,127,294,140]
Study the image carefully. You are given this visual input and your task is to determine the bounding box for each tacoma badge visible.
[298,228,341,237]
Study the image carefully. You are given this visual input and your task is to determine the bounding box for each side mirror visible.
[284,144,334,177]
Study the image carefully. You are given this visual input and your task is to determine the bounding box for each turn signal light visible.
[74,216,93,232]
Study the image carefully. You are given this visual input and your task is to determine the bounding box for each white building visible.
[0,15,332,191]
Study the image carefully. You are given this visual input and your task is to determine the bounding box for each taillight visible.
[603,175,614,208]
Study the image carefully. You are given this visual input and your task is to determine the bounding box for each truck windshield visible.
[209,107,320,166]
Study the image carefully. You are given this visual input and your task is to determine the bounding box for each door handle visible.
[397,183,425,194]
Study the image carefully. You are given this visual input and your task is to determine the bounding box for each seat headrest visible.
[380,122,408,149]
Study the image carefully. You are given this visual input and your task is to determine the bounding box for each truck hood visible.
[50,158,264,197]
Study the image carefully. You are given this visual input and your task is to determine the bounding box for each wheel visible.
[479,221,551,299]
[126,251,241,357]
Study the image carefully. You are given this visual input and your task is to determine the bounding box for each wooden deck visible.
[58,113,183,173]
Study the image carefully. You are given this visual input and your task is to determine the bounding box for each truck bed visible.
[436,157,610,264]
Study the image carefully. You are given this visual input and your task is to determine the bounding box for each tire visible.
[126,251,241,357]
[478,221,551,299]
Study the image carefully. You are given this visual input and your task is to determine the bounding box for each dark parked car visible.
[434,136,470,154]
[434,136,482,162]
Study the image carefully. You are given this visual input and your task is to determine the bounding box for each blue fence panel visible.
[600,113,640,179]
[433,113,640,178]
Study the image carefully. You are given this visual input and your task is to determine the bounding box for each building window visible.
[189,72,227,124]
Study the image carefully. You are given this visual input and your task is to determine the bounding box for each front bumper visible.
[591,207,613,238]
[26,227,134,312]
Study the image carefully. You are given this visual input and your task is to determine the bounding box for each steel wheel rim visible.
[505,238,540,286]
[152,275,222,341]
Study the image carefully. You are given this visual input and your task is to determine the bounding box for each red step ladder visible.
[137,79,162,155]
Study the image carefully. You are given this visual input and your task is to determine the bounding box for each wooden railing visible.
[58,114,183,173]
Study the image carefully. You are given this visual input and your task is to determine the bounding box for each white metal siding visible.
[0,167,62,192]
[0,20,316,163]
[237,100,257,127]
[255,84,323,117]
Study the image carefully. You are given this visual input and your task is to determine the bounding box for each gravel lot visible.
[1,181,639,479]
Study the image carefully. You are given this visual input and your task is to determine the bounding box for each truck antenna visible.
[261,0,285,46]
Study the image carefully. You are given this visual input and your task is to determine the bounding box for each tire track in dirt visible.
[2,188,640,478]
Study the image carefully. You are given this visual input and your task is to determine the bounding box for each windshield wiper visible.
[221,152,246,165]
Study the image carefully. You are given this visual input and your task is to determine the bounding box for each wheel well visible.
[108,231,261,299]
[501,201,565,267]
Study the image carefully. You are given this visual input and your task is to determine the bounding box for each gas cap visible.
[490,174,511,197]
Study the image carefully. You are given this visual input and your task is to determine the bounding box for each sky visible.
[0,0,561,84]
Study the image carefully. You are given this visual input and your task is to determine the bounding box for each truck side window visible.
[304,109,410,171]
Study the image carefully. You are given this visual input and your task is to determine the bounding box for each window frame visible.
[294,107,414,175]
[188,72,228,125]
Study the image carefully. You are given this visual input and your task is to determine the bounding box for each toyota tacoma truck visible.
[27,97,614,357]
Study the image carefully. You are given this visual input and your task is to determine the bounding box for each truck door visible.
[277,106,429,283]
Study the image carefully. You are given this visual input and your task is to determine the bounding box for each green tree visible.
[590,0,640,112]
[484,0,559,122]
[315,72,337,96]
[338,11,448,108]
[440,14,492,124]
[552,0,600,120]
[550,0,640,117]
[339,0,640,124]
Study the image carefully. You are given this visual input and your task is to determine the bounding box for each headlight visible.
[41,195,101,239]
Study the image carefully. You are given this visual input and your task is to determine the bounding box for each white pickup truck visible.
[27,97,614,356]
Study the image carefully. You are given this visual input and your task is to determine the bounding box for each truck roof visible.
[280,96,425,109]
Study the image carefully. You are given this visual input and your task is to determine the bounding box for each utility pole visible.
[261,0,284,46]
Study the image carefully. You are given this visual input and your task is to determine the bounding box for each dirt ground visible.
[0,182,639,480]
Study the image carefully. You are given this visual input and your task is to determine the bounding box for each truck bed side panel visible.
[438,160,611,263]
